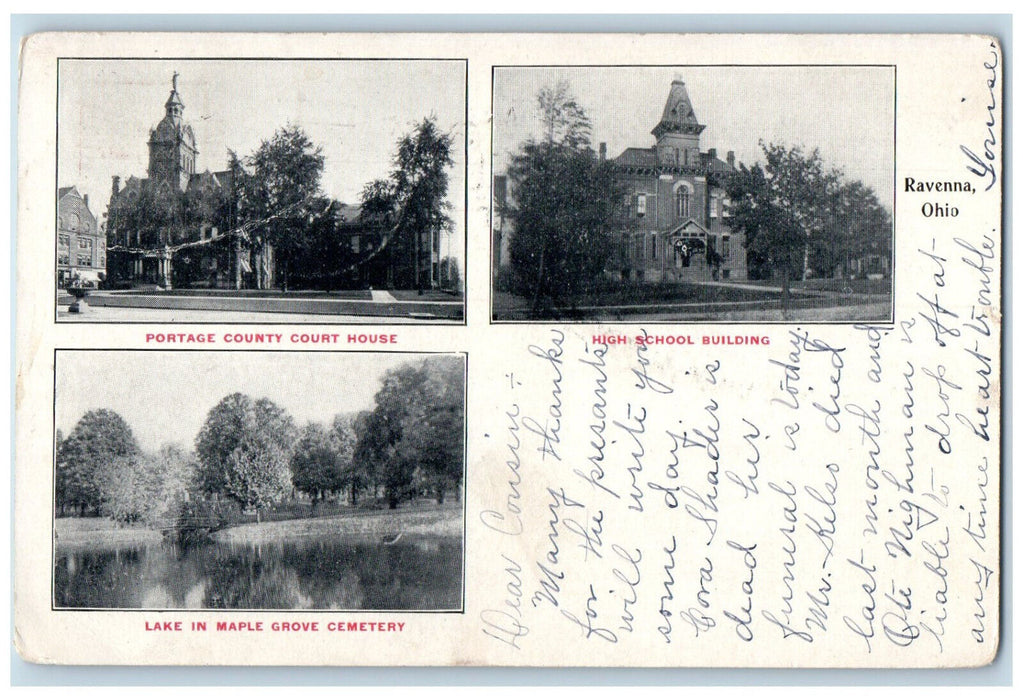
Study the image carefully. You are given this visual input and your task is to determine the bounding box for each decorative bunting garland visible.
[106,197,325,256]
[104,196,420,276]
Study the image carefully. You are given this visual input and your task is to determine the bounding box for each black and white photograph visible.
[491,66,895,322]
[57,59,466,323]
[53,351,465,611]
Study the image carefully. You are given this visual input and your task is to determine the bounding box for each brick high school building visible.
[494,77,746,286]
[609,77,745,282]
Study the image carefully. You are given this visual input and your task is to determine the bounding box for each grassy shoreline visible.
[54,502,462,549]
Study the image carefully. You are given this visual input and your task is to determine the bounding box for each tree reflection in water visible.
[54,535,462,610]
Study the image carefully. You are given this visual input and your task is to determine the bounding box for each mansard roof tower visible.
[652,77,705,169]
[148,72,198,193]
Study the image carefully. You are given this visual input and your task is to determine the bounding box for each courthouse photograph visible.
[56,59,466,323]
[491,66,895,322]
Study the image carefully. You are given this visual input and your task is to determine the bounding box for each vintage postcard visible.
[15,32,1002,667]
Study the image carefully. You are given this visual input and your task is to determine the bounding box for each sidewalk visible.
[369,289,397,302]
[60,289,463,321]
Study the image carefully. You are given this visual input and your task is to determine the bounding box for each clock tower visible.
[147,72,198,192]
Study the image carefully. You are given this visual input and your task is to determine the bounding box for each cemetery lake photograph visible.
[53,350,465,611]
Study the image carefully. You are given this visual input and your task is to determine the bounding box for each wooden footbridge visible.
[152,514,229,540]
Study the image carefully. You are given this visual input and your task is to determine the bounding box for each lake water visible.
[54,534,463,610]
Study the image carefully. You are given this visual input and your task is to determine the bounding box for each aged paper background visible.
[15,32,1002,666]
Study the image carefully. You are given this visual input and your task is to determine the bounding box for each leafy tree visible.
[439,256,461,292]
[147,443,200,523]
[813,179,892,279]
[330,414,364,506]
[291,421,344,512]
[388,118,455,289]
[352,120,454,290]
[98,442,200,525]
[106,183,183,250]
[355,363,425,509]
[195,393,297,520]
[358,179,397,226]
[99,453,161,524]
[396,356,465,504]
[56,409,140,516]
[728,142,891,308]
[223,435,293,521]
[351,410,380,499]
[392,118,455,285]
[726,162,805,306]
[506,82,620,316]
[537,81,592,149]
[355,357,465,509]
[729,146,837,298]
[240,126,326,289]
[290,196,352,291]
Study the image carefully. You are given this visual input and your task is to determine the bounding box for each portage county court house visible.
[105,74,259,290]
[494,77,747,283]
[103,74,441,291]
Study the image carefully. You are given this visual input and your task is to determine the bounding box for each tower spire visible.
[165,71,184,120]
[652,77,704,139]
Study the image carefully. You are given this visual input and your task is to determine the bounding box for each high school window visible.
[637,194,647,219]
[710,195,719,218]
[59,235,70,249]
[634,234,645,261]
[77,253,92,266]
[677,189,690,218]
[58,253,70,265]
[79,238,92,250]
[722,236,731,259]
[651,234,657,260]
